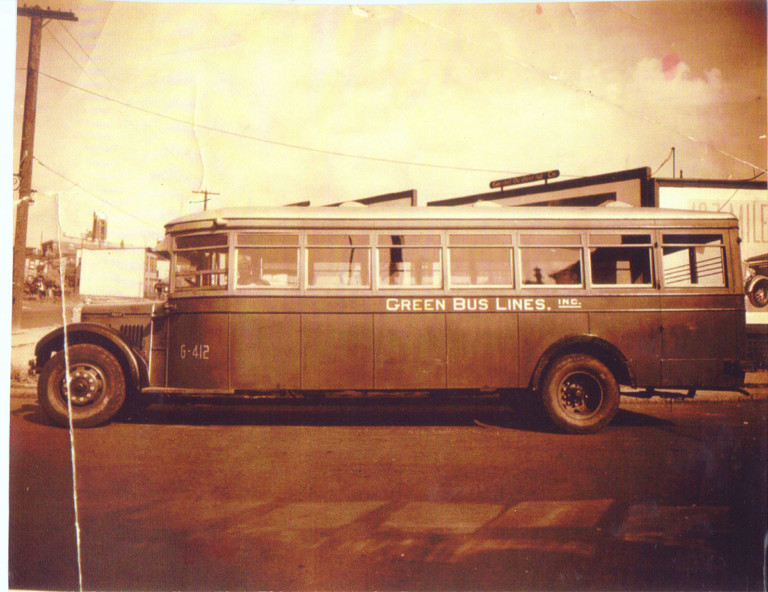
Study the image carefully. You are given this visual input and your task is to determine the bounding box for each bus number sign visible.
[180,344,210,360]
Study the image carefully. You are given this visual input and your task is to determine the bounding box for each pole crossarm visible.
[191,190,220,211]
[18,6,78,21]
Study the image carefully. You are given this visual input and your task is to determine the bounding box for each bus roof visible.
[165,205,738,233]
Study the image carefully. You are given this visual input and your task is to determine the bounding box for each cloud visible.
[628,56,725,109]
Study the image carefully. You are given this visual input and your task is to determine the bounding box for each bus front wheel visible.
[38,343,126,428]
[541,354,619,434]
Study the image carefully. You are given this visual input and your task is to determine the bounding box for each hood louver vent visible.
[119,324,145,350]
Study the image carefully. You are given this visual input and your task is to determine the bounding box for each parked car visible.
[744,253,768,308]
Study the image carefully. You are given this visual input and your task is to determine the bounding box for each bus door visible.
[166,234,230,390]
[658,230,738,387]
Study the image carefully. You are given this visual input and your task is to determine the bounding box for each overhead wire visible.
[392,5,767,177]
[44,26,103,91]
[33,156,162,231]
[34,16,587,183]
[37,70,535,176]
[45,21,201,183]
[59,22,98,67]
[29,7,764,207]
[652,148,674,176]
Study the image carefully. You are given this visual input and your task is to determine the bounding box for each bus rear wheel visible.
[38,343,126,428]
[541,354,619,434]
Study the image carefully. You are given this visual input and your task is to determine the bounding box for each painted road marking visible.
[337,536,433,562]
[382,502,504,534]
[491,499,615,529]
[125,499,271,528]
[617,505,731,549]
[251,501,386,530]
[446,537,597,563]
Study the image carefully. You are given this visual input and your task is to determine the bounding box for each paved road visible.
[9,392,768,591]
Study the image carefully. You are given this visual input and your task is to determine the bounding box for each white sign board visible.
[79,249,147,299]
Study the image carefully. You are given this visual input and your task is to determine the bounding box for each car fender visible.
[745,274,768,308]
[34,323,149,391]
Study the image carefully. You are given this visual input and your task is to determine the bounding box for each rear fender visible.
[528,335,636,392]
[34,323,149,391]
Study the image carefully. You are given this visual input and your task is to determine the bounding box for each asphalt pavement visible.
[9,394,768,591]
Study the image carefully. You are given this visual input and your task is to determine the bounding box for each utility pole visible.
[671,147,676,178]
[191,189,220,211]
[13,6,78,328]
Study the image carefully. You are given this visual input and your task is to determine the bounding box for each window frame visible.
[587,231,655,289]
[659,231,729,290]
[446,232,515,289]
[304,232,372,291]
[233,232,301,291]
[172,233,230,293]
[517,232,585,289]
[375,231,444,290]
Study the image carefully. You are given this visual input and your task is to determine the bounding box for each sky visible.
[9,0,768,249]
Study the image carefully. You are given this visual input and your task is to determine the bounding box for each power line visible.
[48,23,205,183]
[33,156,161,230]
[652,148,674,176]
[59,21,95,63]
[37,70,534,176]
[44,26,102,89]
[191,189,219,211]
[393,6,767,176]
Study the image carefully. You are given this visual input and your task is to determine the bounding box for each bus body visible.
[34,205,748,433]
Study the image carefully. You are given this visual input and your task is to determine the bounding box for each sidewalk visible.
[10,325,57,385]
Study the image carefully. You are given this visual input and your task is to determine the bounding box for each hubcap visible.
[756,286,768,307]
[59,364,105,407]
[557,372,603,419]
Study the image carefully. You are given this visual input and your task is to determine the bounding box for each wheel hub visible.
[558,373,603,418]
[60,365,105,407]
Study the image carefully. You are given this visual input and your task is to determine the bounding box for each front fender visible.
[34,323,148,391]
[745,274,768,308]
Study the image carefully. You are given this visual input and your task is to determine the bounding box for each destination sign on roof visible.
[490,169,560,189]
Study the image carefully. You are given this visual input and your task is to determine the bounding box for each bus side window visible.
[378,234,442,288]
[307,234,371,288]
[448,234,513,287]
[590,234,653,286]
[661,234,727,287]
[520,234,582,286]
[235,233,299,289]
[174,234,228,291]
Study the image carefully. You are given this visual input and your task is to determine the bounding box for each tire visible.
[540,354,620,434]
[37,343,126,428]
[747,276,768,308]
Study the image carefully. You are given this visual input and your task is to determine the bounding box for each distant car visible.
[154,280,169,299]
[744,253,768,308]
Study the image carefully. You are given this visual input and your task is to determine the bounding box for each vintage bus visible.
[33,205,750,433]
